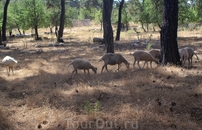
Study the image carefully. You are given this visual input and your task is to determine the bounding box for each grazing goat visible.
[179,47,199,68]
[145,49,161,68]
[2,56,18,76]
[67,59,97,74]
[93,37,104,44]
[99,53,130,73]
[149,49,161,60]
[132,50,159,69]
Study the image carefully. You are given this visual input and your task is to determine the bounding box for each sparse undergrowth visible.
[0,27,202,130]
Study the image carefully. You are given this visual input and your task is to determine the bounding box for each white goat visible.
[179,47,199,68]
[149,49,161,60]
[99,53,130,73]
[144,49,161,68]
[2,56,18,76]
[132,50,159,69]
[67,58,97,74]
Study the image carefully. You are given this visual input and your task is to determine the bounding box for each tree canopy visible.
[0,0,202,40]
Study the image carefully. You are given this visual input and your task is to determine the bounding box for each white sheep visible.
[144,49,161,68]
[2,56,18,76]
[149,49,161,60]
[132,50,159,69]
[98,53,130,73]
[179,47,199,68]
[67,58,97,74]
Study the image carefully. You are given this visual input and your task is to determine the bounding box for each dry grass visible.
[0,25,202,130]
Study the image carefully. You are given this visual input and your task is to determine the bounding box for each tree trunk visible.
[57,0,65,42]
[1,0,10,46]
[100,21,103,31]
[17,27,22,35]
[55,26,58,37]
[126,23,129,31]
[0,29,2,44]
[160,0,180,65]
[140,20,146,32]
[50,27,53,33]
[9,31,12,37]
[103,0,114,53]
[34,25,39,40]
[115,0,124,41]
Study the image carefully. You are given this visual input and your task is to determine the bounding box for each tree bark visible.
[103,0,114,53]
[115,0,124,41]
[55,26,58,37]
[1,0,10,46]
[100,21,103,31]
[160,0,180,65]
[34,25,39,40]
[140,20,146,32]
[57,0,65,42]
[17,27,22,35]
[0,29,2,44]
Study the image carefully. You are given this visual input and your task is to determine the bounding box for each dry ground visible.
[0,26,202,130]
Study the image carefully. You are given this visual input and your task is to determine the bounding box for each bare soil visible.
[0,26,202,130]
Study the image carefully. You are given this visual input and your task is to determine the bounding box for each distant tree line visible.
[0,0,201,65]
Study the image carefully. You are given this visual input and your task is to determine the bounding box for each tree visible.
[160,0,180,65]
[0,29,1,45]
[0,1,2,45]
[121,4,131,31]
[94,9,103,31]
[127,0,163,31]
[115,0,124,41]
[103,0,114,53]
[57,0,65,42]
[22,0,46,40]
[46,0,62,36]
[1,0,10,46]
[7,2,18,36]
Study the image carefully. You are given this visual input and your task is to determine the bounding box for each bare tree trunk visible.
[55,26,58,37]
[1,0,10,46]
[57,0,65,42]
[115,0,124,41]
[0,29,2,44]
[126,23,129,31]
[103,0,114,53]
[100,21,103,31]
[34,25,39,40]
[140,20,147,32]
[9,31,12,37]
[160,0,180,65]
[50,27,53,33]
[16,23,22,34]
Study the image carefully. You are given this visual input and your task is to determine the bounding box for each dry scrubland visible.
[0,25,202,130]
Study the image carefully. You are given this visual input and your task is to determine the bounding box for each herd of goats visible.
[1,46,199,76]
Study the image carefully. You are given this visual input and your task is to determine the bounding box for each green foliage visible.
[3,0,202,35]
[78,7,96,20]
[45,6,60,28]
[65,5,78,27]
[84,101,92,114]
[45,1,78,29]
[94,9,102,24]
[122,7,131,25]
[6,0,46,32]
[94,100,101,111]
[146,42,153,51]
[23,0,46,28]
[128,0,162,30]
[0,4,3,28]
[84,100,101,114]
